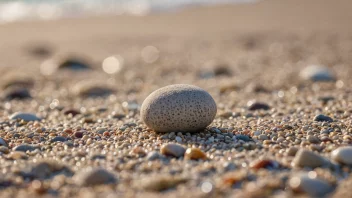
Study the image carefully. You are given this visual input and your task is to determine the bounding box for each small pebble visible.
[331,146,352,165]
[300,65,335,81]
[10,112,40,121]
[31,160,69,179]
[74,168,117,186]
[51,136,67,142]
[307,135,320,144]
[184,148,207,160]
[58,58,91,70]
[247,101,270,111]
[175,136,183,143]
[0,138,8,147]
[63,109,81,116]
[223,162,236,171]
[74,131,84,138]
[73,81,115,97]
[292,149,328,168]
[4,87,31,100]
[140,84,217,132]
[13,144,39,152]
[258,134,268,140]
[314,114,333,122]
[289,172,333,196]
[250,159,279,170]
[147,151,163,161]
[287,147,299,156]
[160,143,186,158]
[8,151,28,159]
[139,175,187,191]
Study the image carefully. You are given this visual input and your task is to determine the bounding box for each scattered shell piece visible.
[184,148,207,160]
[160,143,186,158]
[140,84,217,132]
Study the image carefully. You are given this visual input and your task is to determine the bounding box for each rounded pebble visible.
[292,149,328,168]
[300,65,335,81]
[13,144,39,152]
[140,84,217,132]
[4,87,31,100]
[331,146,352,165]
[314,114,333,122]
[184,148,207,160]
[289,173,333,196]
[9,112,40,121]
[160,143,186,158]
[247,101,270,111]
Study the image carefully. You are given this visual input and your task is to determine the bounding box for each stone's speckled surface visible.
[140,84,217,132]
[331,147,352,165]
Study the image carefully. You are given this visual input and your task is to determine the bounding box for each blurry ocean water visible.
[0,0,257,23]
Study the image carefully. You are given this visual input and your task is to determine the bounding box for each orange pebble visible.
[184,148,207,160]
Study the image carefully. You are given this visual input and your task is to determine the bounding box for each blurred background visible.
[0,0,351,111]
[0,0,258,22]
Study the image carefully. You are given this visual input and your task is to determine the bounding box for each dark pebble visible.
[247,101,270,111]
[63,109,81,117]
[4,87,31,100]
[74,131,84,138]
[13,144,39,152]
[26,45,53,58]
[314,114,333,122]
[51,136,67,142]
[59,58,91,71]
[236,135,252,142]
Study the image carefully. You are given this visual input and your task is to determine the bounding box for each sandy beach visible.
[0,0,352,197]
